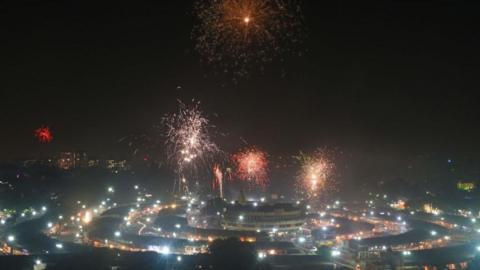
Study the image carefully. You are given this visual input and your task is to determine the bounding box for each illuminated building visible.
[222,202,306,232]
[105,159,128,171]
[457,182,475,192]
[57,151,88,170]
[423,203,441,215]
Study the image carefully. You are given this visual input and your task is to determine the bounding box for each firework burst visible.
[163,100,219,193]
[212,164,224,198]
[295,149,335,199]
[34,126,53,143]
[193,0,304,77]
[232,147,269,188]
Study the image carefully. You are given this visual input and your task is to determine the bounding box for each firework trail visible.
[163,100,219,194]
[295,149,335,199]
[212,164,224,198]
[34,126,53,143]
[232,147,269,188]
[193,0,304,77]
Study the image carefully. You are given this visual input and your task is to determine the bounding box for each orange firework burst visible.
[296,149,335,199]
[194,0,304,77]
[34,126,53,143]
[232,147,269,188]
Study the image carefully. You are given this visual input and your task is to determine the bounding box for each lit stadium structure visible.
[222,201,306,232]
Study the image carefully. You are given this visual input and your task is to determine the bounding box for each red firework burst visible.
[232,147,269,188]
[34,126,53,143]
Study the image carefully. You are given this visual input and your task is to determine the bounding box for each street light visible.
[331,250,341,257]
[7,235,15,242]
[160,246,170,255]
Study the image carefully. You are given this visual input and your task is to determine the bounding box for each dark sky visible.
[1,0,479,172]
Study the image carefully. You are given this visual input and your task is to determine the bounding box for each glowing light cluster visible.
[34,126,53,143]
[232,147,269,188]
[296,149,335,199]
[194,0,304,77]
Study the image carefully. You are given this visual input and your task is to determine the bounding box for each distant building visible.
[57,152,88,170]
[457,182,476,192]
[105,159,128,172]
[423,203,441,215]
[88,159,101,168]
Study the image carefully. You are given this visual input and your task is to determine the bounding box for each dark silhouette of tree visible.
[209,237,256,270]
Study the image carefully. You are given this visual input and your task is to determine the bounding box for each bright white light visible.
[306,205,311,210]
[35,259,42,265]
[32,211,37,216]
[175,224,181,229]
[177,256,182,262]
[260,197,265,202]
[258,252,266,259]
[108,187,114,193]
[331,250,341,257]
[7,235,15,242]
[397,216,402,221]
[322,226,327,231]
[430,230,437,236]
[402,250,411,256]
[476,246,480,252]
[0,220,5,225]
[47,222,53,228]
[472,218,477,223]
[146,217,151,222]
[134,185,139,190]
[335,201,340,205]
[114,231,121,237]
[161,246,170,254]
[58,215,63,220]
[253,202,258,207]
[56,243,63,249]
[298,237,306,243]
[239,215,244,221]
[42,206,47,211]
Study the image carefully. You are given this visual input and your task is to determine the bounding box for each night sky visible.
[1,1,479,183]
